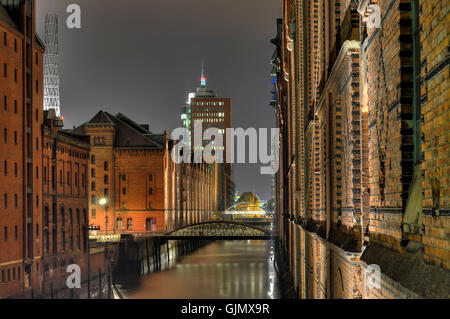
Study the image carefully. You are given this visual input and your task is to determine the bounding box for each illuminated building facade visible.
[0,0,45,298]
[180,65,234,210]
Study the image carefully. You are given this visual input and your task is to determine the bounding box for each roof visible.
[73,111,165,150]
[0,3,45,51]
[0,4,18,31]
[87,110,116,125]
[237,192,261,206]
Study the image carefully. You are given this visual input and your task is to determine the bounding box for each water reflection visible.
[123,240,280,299]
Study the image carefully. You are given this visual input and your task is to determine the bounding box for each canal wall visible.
[113,235,211,288]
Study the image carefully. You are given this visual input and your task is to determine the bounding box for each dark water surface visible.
[121,240,281,299]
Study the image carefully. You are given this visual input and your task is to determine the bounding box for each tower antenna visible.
[201,60,207,87]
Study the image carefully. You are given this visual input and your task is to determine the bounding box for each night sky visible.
[36,0,282,201]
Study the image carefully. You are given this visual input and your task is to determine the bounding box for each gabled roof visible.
[74,110,165,150]
[87,110,116,125]
[115,112,153,134]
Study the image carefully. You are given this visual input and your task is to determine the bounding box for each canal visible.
[118,240,282,299]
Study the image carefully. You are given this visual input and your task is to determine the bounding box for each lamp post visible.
[98,197,108,234]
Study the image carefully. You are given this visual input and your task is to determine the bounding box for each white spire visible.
[44,13,61,117]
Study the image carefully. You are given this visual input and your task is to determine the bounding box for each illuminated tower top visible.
[201,60,206,87]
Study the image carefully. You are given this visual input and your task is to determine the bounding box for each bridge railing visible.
[88,209,275,243]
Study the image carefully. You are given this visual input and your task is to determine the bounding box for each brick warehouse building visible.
[42,109,90,297]
[273,0,449,298]
[168,160,218,230]
[73,111,181,233]
[0,1,44,298]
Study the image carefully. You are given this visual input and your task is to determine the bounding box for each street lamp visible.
[97,197,108,233]
[99,197,107,206]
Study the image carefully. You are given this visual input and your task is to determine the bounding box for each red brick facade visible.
[0,1,44,299]
[41,110,90,295]
[73,111,177,233]
[72,111,220,235]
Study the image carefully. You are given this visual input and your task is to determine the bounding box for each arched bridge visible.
[162,221,273,240]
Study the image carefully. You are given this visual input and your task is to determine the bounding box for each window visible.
[36,224,39,237]
[4,226,7,241]
[148,201,152,209]
[35,53,38,65]
[91,195,96,205]
[104,161,108,171]
[76,209,80,224]
[14,100,17,113]
[83,209,88,225]
[35,108,38,122]
[14,68,17,82]
[116,218,123,229]
[122,174,126,181]
[149,188,153,195]
[67,171,70,185]
[91,182,96,191]
[127,218,133,230]
[14,131,17,145]
[91,168,95,178]
[14,194,17,208]
[149,174,153,182]
[14,163,17,177]
[104,175,109,184]
[4,63,7,77]
[91,155,95,164]
[14,38,17,52]
[91,209,96,219]
[4,193,7,208]
[36,166,38,179]
[75,172,78,187]
[36,195,39,208]
[3,32,6,46]
[122,187,126,195]
[60,207,65,227]
[36,80,38,93]
[146,218,156,231]
[104,188,108,196]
